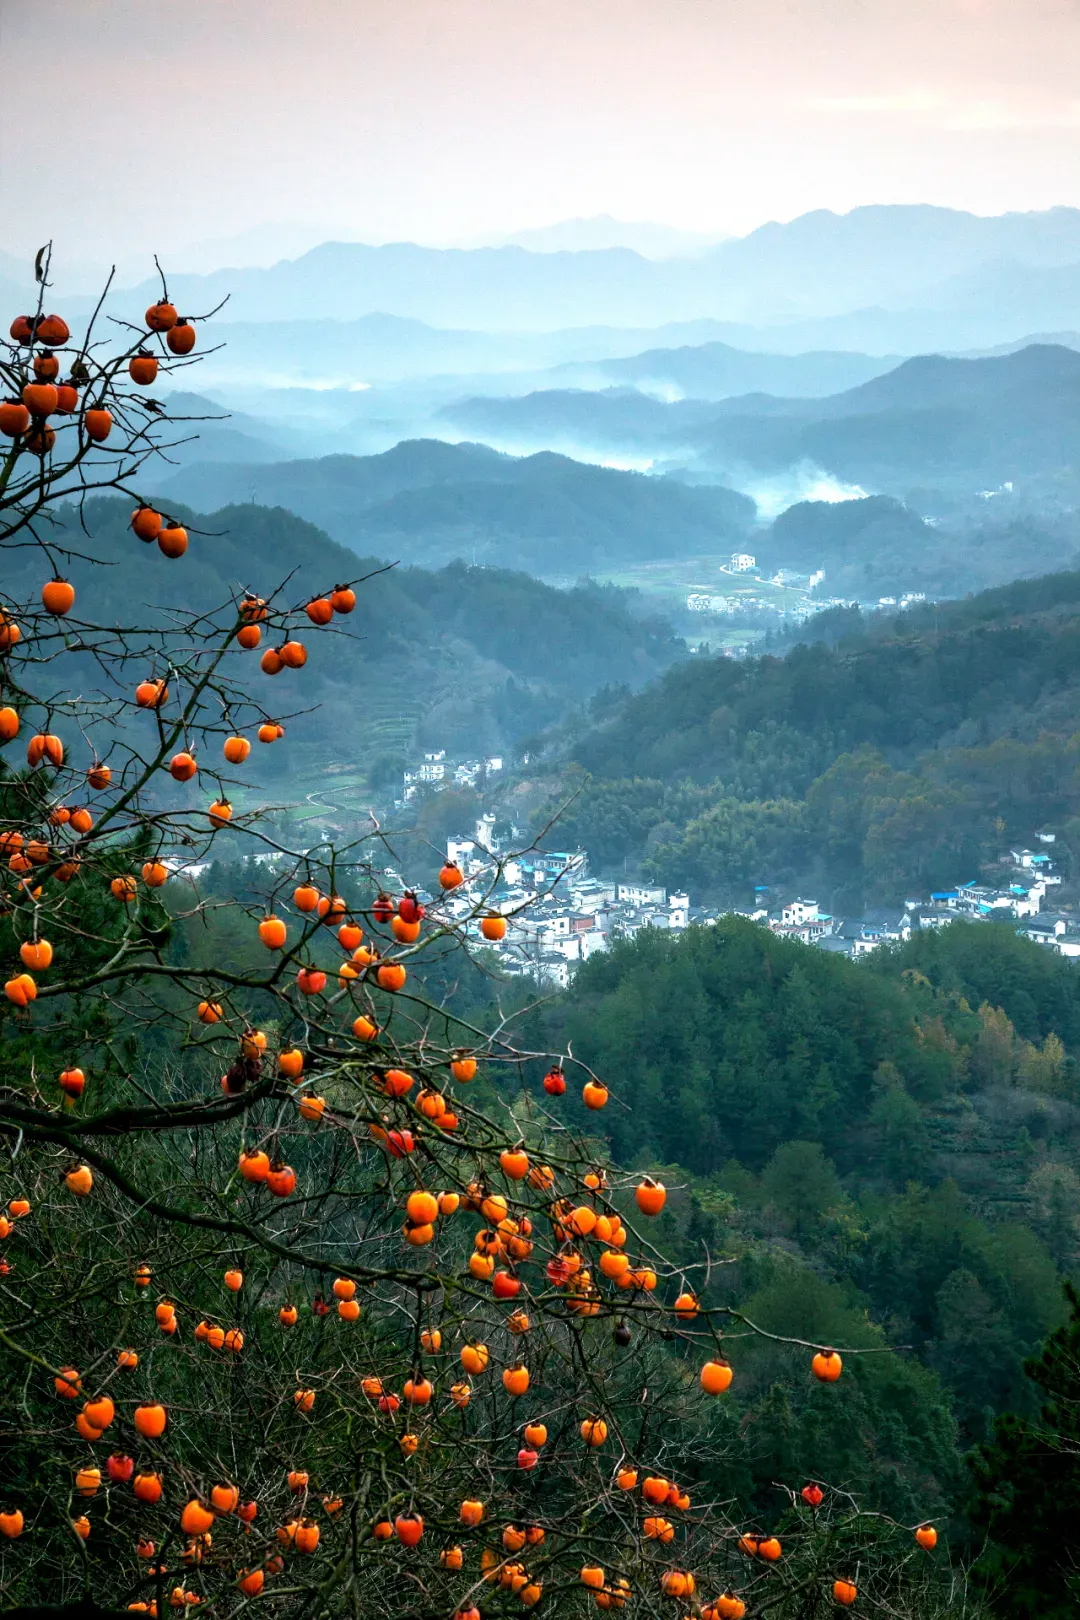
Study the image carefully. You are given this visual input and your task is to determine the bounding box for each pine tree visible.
[969,1283,1080,1616]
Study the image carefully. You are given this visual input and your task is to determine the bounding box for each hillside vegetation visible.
[518,916,1080,1505]
[32,499,686,771]
[148,439,755,574]
[536,568,1080,905]
[749,494,1077,601]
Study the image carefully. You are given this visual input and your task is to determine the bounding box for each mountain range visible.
[160,314,904,397]
[549,341,897,400]
[10,204,1080,344]
[145,344,1080,595]
[442,344,1080,507]
[463,215,728,258]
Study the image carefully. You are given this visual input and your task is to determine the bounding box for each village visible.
[433,813,1079,986]
[682,550,929,654]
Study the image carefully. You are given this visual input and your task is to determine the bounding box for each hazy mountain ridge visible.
[14,204,1080,342]
[441,344,1080,506]
[552,340,898,399]
[148,438,756,573]
[437,388,719,457]
[463,215,727,258]
[22,498,687,768]
[145,345,1080,596]
[694,344,1080,497]
[167,314,903,397]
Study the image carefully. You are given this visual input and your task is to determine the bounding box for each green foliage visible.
[872,922,1080,1049]
[516,913,1080,1516]
[729,1264,963,1520]
[644,795,810,892]
[154,438,756,574]
[969,1283,1080,1618]
[760,1142,843,1241]
[869,1072,930,1187]
[20,498,685,770]
[540,568,1080,904]
[537,917,947,1172]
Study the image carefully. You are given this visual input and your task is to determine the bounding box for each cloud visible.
[738,464,869,522]
[943,97,1080,130]
[807,83,1080,136]
[808,92,946,115]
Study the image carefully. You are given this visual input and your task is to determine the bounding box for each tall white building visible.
[781,898,819,927]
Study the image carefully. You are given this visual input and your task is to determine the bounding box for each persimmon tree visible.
[0,253,954,1619]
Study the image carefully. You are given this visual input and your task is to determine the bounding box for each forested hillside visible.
[539,570,1080,905]
[8,286,984,1620]
[36,498,685,768]
[753,495,1080,601]
[515,916,1080,1517]
[148,439,756,573]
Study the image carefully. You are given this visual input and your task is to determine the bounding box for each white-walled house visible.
[669,892,690,929]
[475,812,500,852]
[781,898,819,927]
[617,882,666,907]
[567,877,618,907]
[447,835,478,870]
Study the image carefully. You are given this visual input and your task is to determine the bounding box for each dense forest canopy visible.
[514,917,1080,1508]
[533,568,1080,906]
[19,498,685,771]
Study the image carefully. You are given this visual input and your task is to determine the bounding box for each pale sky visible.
[4,0,1080,264]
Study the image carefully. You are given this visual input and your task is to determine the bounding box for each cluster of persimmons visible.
[0,268,939,1617]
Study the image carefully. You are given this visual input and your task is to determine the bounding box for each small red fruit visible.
[543,1066,566,1096]
[492,1270,522,1300]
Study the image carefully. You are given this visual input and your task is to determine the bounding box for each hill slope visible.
[553,340,896,400]
[149,439,756,573]
[523,914,1079,1469]
[447,345,1080,513]
[698,344,1080,497]
[436,389,719,457]
[532,569,1080,905]
[27,499,687,772]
